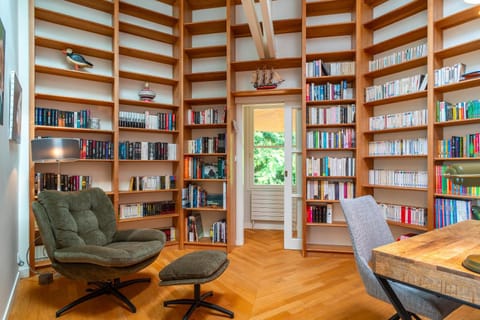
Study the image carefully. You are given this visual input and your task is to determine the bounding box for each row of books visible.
[437,132,480,159]
[434,63,465,87]
[306,204,333,223]
[368,138,428,156]
[369,109,428,131]
[185,107,226,125]
[185,133,226,154]
[34,173,92,194]
[306,128,356,149]
[305,81,354,102]
[159,226,176,242]
[184,156,226,179]
[118,141,177,160]
[306,180,355,201]
[128,175,176,191]
[306,156,356,177]
[368,43,427,72]
[119,110,176,131]
[182,182,226,209]
[307,104,355,125]
[118,200,176,219]
[435,99,480,122]
[365,74,427,102]
[434,197,475,228]
[378,203,427,227]
[79,139,114,160]
[35,107,92,128]
[305,60,355,77]
[435,165,480,196]
[368,169,428,188]
[185,213,226,243]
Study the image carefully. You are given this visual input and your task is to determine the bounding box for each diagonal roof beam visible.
[241,0,265,59]
[259,0,275,59]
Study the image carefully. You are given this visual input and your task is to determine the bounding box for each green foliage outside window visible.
[253,131,285,185]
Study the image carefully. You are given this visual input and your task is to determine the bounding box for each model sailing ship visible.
[251,67,284,90]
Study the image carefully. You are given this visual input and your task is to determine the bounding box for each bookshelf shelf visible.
[184,207,227,212]
[363,91,427,107]
[35,65,114,83]
[364,26,427,55]
[35,7,114,36]
[232,89,302,97]
[363,125,428,135]
[305,199,341,204]
[119,22,178,44]
[184,71,227,82]
[231,57,302,71]
[364,56,427,79]
[119,71,177,86]
[231,18,302,37]
[184,20,226,35]
[435,39,480,60]
[119,99,178,110]
[184,241,227,248]
[119,47,177,65]
[304,244,353,254]
[306,221,347,227]
[306,148,356,152]
[434,157,480,162]
[119,127,179,134]
[435,5,480,30]
[186,0,225,10]
[119,2,178,26]
[434,194,480,200]
[306,123,356,129]
[434,78,480,93]
[119,189,179,195]
[306,22,355,38]
[65,0,113,12]
[184,153,227,157]
[306,0,355,16]
[119,160,179,163]
[363,185,428,192]
[364,155,427,159]
[306,50,356,62]
[363,0,427,31]
[35,36,114,60]
[184,97,227,105]
[35,93,114,107]
[387,221,428,231]
[184,45,227,59]
[306,99,356,106]
[184,124,227,129]
[306,176,356,180]
[118,213,180,223]
[306,75,355,84]
[34,126,114,135]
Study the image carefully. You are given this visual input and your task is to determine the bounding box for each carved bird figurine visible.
[62,48,93,71]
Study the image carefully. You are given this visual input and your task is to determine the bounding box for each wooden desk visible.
[372,220,480,319]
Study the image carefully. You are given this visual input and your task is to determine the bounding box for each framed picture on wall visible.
[0,18,6,126]
[9,71,22,143]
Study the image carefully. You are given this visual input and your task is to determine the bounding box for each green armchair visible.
[32,187,166,317]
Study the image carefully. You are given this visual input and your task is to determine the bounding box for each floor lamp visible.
[31,138,80,191]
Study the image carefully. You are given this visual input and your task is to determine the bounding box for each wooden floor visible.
[9,229,480,319]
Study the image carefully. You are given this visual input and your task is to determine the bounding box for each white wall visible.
[0,0,30,318]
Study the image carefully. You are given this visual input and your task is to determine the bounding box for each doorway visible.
[243,103,302,250]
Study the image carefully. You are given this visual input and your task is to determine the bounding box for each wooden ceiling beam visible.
[259,0,275,59]
[241,0,265,59]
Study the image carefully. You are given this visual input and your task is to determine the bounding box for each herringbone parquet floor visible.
[9,229,480,319]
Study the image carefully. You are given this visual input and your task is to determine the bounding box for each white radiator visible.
[250,189,284,222]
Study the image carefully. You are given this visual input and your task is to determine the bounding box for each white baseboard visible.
[2,271,20,320]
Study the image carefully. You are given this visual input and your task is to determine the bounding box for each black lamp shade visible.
[31,138,80,163]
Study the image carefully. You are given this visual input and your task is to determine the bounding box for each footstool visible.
[159,250,234,320]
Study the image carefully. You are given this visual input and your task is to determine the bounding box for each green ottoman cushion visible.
[159,250,229,286]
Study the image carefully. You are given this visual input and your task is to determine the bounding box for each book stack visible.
[186,107,226,125]
[184,157,226,179]
[307,104,356,125]
[79,138,114,159]
[185,133,226,154]
[306,59,355,77]
[118,110,176,130]
[305,80,354,101]
[35,107,91,128]
[129,175,176,191]
[119,200,176,219]
[368,43,427,72]
[306,128,355,149]
[436,99,480,122]
[306,156,356,177]
[368,169,427,188]
[306,180,355,200]
[118,141,176,160]
[365,74,427,102]
[435,165,480,196]
[306,204,333,223]
[434,63,466,87]
[369,109,428,131]
[368,137,428,156]
[437,133,480,158]
[435,198,474,228]
[378,202,427,227]
[34,173,92,194]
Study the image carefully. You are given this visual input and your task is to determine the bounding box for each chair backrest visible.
[32,188,117,258]
[340,195,394,299]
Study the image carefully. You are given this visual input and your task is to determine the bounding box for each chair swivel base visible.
[56,277,150,317]
[164,283,234,320]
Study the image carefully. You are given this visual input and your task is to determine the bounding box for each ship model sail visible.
[251,67,284,90]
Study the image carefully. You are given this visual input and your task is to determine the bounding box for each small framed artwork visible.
[202,163,218,179]
[0,18,5,125]
[9,71,22,143]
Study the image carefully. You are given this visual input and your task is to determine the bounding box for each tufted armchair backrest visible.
[34,188,117,252]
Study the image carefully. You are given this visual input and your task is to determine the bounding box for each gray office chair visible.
[32,188,166,317]
[340,195,461,320]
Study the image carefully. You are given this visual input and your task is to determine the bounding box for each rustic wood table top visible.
[372,220,480,306]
